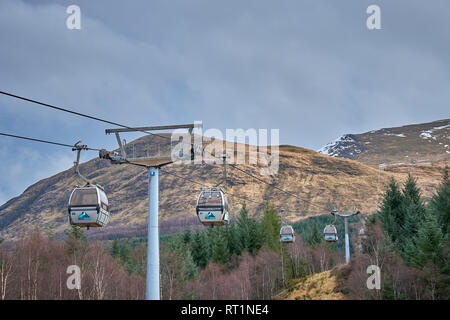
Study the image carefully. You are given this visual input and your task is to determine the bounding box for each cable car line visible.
[0,90,170,141]
[199,151,327,212]
[160,166,262,206]
[227,163,325,211]
[0,132,101,151]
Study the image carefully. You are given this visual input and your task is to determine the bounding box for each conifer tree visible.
[211,227,230,265]
[225,221,243,257]
[248,218,263,255]
[429,166,450,236]
[378,177,404,243]
[182,229,192,245]
[411,210,446,270]
[401,175,425,227]
[237,203,251,250]
[304,220,323,247]
[261,202,281,252]
[110,238,120,258]
[182,248,198,280]
[65,225,87,243]
[191,231,210,268]
[64,225,87,255]
[395,175,426,257]
[119,240,134,273]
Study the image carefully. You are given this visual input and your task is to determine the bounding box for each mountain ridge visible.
[318,119,450,166]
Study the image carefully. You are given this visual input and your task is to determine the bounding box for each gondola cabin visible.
[280,225,295,243]
[68,185,110,228]
[323,224,338,242]
[196,187,230,227]
[359,228,367,240]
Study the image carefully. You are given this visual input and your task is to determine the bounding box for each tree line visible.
[341,167,449,299]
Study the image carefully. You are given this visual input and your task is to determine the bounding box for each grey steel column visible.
[146,167,160,300]
[344,216,350,264]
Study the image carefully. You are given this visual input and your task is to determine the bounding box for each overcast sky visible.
[0,0,449,205]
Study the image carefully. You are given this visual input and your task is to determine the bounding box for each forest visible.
[0,168,448,300]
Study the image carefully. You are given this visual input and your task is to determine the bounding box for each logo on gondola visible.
[205,212,216,220]
[78,212,91,220]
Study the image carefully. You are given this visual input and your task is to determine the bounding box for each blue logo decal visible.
[205,212,216,220]
[78,212,91,220]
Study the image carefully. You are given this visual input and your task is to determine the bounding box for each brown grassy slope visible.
[0,134,446,241]
[275,269,345,300]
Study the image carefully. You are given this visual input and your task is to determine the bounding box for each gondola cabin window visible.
[69,188,98,206]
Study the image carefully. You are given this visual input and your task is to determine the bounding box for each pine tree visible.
[396,175,426,258]
[429,166,450,236]
[211,227,230,265]
[64,225,87,242]
[403,174,423,206]
[120,240,133,273]
[261,202,281,252]
[182,249,198,281]
[110,238,120,258]
[304,220,323,247]
[248,218,263,255]
[378,177,404,243]
[64,225,87,255]
[191,231,210,268]
[237,203,251,250]
[182,230,192,245]
[410,210,446,270]
[401,175,425,227]
[225,222,243,257]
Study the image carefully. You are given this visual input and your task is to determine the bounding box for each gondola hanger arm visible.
[73,141,91,186]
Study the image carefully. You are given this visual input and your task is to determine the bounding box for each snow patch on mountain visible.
[383,133,406,137]
[318,134,363,158]
[420,124,450,141]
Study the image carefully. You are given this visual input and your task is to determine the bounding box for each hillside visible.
[0,129,447,241]
[276,269,345,300]
[318,119,450,166]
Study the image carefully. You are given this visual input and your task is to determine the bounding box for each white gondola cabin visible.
[280,225,295,243]
[196,187,229,226]
[68,185,110,228]
[324,224,338,242]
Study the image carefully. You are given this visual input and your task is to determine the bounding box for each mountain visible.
[0,121,448,241]
[318,119,450,166]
